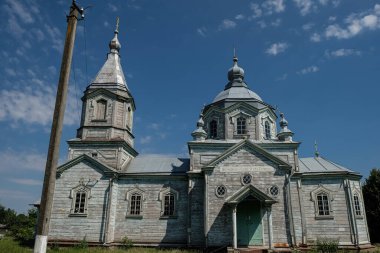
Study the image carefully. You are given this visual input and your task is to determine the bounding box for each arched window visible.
[316,192,330,216]
[236,117,246,135]
[210,120,217,139]
[353,193,361,216]
[70,183,91,216]
[96,99,107,120]
[159,187,178,217]
[129,192,142,215]
[265,121,271,139]
[163,193,175,216]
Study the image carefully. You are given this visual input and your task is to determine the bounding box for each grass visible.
[0,236,200,253]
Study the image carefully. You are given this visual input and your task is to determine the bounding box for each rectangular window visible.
[164,193,175,216]
[74,191,86,214]
[317,194,330,216]
[130,194,142,215]
[353,195,361,216]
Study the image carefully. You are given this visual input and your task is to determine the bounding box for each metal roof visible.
[125,155,189,174]
[213,86,262,103]
[298,157,355,173]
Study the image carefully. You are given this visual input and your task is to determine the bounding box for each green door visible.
[236,200,263,246]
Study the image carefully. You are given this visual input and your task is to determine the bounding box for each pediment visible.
[226,184,277,205]
[57,154,118,177]
[203,139,292,171]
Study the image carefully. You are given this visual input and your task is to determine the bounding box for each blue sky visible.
[0,0,379,213]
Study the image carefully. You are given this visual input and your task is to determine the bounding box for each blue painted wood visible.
[237,201,263,246]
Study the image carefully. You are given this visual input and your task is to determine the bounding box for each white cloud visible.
[276,73,288,81]
[108,3,118,12]
[266,42,289,56]
[0,189,34,199]
[235,14,245,20]
[5,68,16,77]
[257,21,267,29]
[197,26,207,37]
[271,18,282,27]
[310,33,321,42]
[4,0,35,24]
[44,24,63,52]
[9,178,42,186]
[302,23,314,30]
[140,136,152,144]
[104,21,109,27]
[218,19,237,30]
[293,0,314,16]
[298,65,319,75]
[0,150,46,172]
[0,79,79,126]
[147,123,160,130]
[250,3,263,19]
[326,49,361,57]
[262,0,285,14]
[324,4,380,40]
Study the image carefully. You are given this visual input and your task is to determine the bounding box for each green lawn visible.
[0,237,200,253]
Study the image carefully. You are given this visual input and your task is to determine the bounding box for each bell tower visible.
[68,19,138,170]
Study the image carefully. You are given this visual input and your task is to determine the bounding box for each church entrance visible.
[236,200,263,246]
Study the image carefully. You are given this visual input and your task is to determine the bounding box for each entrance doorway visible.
[236,200,263,246]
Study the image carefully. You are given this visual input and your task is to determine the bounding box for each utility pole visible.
[34,1,83,253]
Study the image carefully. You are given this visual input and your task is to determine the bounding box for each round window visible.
[242,174,252,185]
[216,185,227,197]
[269,185,279,197]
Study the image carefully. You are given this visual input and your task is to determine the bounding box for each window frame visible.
[209,120,218,139]
[264,121,271,139]
[159,187,179,219]
[310,186,334,220]
[69,183,91,217]
[95,99,107,121]
[236,116,247,135]
[353,192,363,218]
[125,188,145,218]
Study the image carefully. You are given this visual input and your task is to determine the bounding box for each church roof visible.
[212,56,263,103]
[213,86,262,103]
[298,156,356,174]
[125,155,189,174]
[88,22,130,92]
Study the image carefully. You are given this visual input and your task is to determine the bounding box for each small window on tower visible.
[96,99,107,120]
[210,120,218,139]
[237,117,246,135]
[265,121,271,139]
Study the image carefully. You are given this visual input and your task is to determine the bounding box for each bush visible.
[121,235,133,249]
[74,236,88,249]
[316,237,339,253]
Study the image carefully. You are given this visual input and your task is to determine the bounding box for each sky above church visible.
[0,0,379,213]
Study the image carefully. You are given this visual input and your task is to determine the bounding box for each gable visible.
[203,139,292,172]
[57,154,118,177]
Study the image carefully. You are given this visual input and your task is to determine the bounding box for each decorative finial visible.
[314,140,320,157]
[233,47,238,63]
[115,17,120,34]
[191,108,207,141]
[277,112,293,141]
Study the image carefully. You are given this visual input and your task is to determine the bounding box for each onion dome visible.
[277,113,294,141]
[109,17,121,53]
[191,110,207,141]
[228,56,245,82]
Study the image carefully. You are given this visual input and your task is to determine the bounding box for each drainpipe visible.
[204,172,209,248]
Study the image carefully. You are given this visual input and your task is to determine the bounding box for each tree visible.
[0,204,38,245]
[362,168,380,243]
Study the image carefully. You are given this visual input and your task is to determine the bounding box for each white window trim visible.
[310,185,334,220]
[352,190,363,219]
[240,173,252,186]
[69,182,92,217]
[159,187,179,218]
[125,187,145,218]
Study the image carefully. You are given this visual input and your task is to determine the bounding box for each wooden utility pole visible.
[34,1,83,253]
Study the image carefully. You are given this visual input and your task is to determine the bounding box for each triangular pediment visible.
[203,139,291,171]
[226,184,277,205]
[57,154,118,177]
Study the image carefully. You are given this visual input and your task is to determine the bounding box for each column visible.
[232,205,237,249]
[267,206,273,249]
